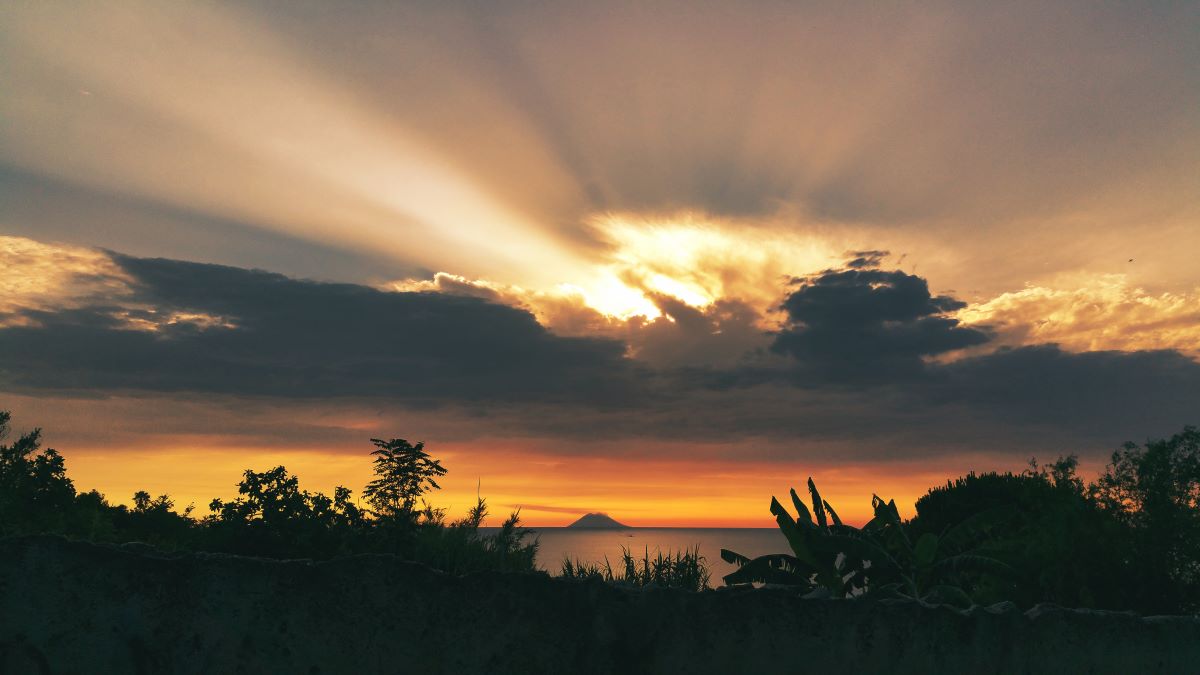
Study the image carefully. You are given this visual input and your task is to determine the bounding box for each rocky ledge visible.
[1,536,1197,674]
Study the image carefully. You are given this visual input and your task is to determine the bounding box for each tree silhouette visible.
[6,405,1199,609]
[0,410,75,535]
[0,411,537,573]
[1093,426,1200,612]
[204,466,362,558]
[362,438,447,521]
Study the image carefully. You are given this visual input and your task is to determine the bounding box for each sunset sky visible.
[2,1,1198,526]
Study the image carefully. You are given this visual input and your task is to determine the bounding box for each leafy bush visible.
[0,411,538,575]
[909,458,1125,609]
[0,411,76,536]
[722,478,1011,607]
[6,408,1200,612]
[1092,426,1200,612]
[855,495,1013,606]
[725,431,1200,615]
[405,498,538,575]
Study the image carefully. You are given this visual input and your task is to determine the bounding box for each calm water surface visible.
[515,528,789,582]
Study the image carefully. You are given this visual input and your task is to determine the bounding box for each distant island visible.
[566,513,630,529]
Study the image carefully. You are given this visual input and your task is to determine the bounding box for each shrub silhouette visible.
[0,410,536,575]
[721,478,1011,607]
[909,458,1125,609]
[0,411,75,536]
[3,408,1200,612]
[1092,426,1200,613]
[202,466,365,559]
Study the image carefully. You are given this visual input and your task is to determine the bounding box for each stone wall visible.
[1,536,1197,674]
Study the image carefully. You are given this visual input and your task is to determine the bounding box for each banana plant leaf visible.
[823,500,843,527]
[771,497,821,568]
[870,581,911,600]
[914,532,938,568]
[937,507,1014,555]
[720,548,751,566]
[721,553,814,587]
[789,488,814,527]
[770,496,797,529]
[920,584,974,608]
[931,553,1015,580]
[810,532,900,575]
[808,478,828,529]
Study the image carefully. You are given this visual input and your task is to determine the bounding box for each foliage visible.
[858,495,1014,606]
[560,546,710,592]
[0,411,76,536]
[721,478,859,591]
[6,407,1200,612]
[0,411,536,576]
[1092,426,1200,612]
[202,466,364,558]
[363,438,447,521]
[910,458,1125,609]
[403,497,539,575]
[722,478,1012,608]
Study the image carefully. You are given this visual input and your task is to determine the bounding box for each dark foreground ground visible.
[2,536,1197,674]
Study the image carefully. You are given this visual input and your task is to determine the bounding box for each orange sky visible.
[59,441,1026,527]
[14,385,1115,527]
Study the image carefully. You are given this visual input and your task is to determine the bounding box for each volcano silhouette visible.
[566,513,630,529]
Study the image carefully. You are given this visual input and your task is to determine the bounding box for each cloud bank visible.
[3,238,1197,462]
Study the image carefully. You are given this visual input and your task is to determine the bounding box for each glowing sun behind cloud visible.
[589,212,846,317]
[390,211,855,330]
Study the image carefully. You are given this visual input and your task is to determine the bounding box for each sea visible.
[502,527,790,583]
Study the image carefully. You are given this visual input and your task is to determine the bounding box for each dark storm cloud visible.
[2,248,1197,461]
[771,266,991,380]
[623,294,771,369]
[512,343,1200,458]
[930,345,1200,442]
[0,255,639,404]
[653,261,1200,455]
